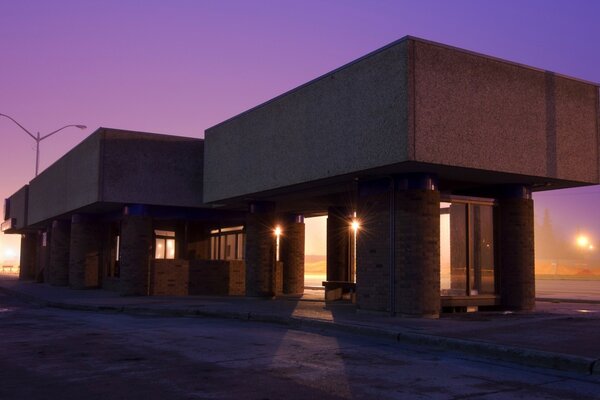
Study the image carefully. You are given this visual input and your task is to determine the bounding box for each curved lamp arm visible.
[40,124,87,141]
[0,113,37,141]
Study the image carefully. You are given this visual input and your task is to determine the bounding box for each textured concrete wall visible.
[245,207,277,296]
[19,233,37,280]
[497,198,535,311]
[119,214,152,296]
[412,40,599,184]
[101,130,204,208]
[204,41,409,202]
[6,185,28,230]
[28,134,101,225]
[189,260,246,295]
[150,259,189,296]
[280,219,305,295]
[49,220,70,286]
[326,207,350,282]
[68,215,101,289]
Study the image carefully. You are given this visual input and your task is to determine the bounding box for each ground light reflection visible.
[281,306,352,397]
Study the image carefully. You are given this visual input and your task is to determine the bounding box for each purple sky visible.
[1,0,600,256]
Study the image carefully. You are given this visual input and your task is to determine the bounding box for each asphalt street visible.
[1,292,600,399]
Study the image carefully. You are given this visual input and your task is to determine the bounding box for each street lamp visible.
[0,113,86,176]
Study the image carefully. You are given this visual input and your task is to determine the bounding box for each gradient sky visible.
[1,0,600,259]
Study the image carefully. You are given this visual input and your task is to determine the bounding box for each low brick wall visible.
[150,259,189,296]
[189,260,245,296]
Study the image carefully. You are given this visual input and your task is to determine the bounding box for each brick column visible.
[245,202,276,297]
[356,180,391,312]
[119,206,153,296]
[36,229,50,283]
[49,220,71,286]
[280,214,305,295]
[394,176,440,317]
[19,233,37,280]
[326,206,350,282]
[497,186,535,311]
[356,175,440,317]
[69,214,101,289]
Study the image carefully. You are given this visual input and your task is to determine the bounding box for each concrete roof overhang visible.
[207,161,590,216]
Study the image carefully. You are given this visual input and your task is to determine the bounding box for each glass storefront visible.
[440,199,495,297]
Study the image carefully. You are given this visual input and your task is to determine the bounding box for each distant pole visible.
[0,113,86,176]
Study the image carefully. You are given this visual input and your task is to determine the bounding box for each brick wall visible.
[327,206,350,282]
[357,189,391,312]
[49,219,70,286]
[280,220,305,295]
[19,233,37,280]
[357,180,440,317]
[394,189,440,317]
[150,259,189,296]
[497,197,535,311]
[245,206,277,296]
[36,229,50,283]
[189,260,245,295]
[69,215,101,289]
[119,214,152,296]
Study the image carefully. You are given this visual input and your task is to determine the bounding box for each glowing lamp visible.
[576,235,590,248]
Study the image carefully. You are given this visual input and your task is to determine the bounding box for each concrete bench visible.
[322,281,356,301]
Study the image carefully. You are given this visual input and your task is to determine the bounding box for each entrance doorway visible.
[304,216,327,288]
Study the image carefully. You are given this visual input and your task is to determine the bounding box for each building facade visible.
[3,37,599,317]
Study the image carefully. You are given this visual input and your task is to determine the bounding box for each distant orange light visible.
[351,220,360,232]
[576,235,590,248]
[274,226,282,236]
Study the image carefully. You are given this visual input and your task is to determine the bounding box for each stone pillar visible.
[119,205,153,296]
[326,206,350,282]
[245,202,277,297]
[19,233,37,280]
[497,186,535,311]
[280,214,305,295]
[49,220,71,286]
[356,175,440,317]
[69,214,101,289]
[394,175,440,317]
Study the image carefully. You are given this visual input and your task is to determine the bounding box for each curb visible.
[1,285,598,376]
[536,297,600,305]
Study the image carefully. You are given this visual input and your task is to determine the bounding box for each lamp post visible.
[0,113,86,176]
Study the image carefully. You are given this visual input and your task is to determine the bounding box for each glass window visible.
[440,201,494,297]
[155,230,176,259]
[210,226,245,261]
[470,205,495,295]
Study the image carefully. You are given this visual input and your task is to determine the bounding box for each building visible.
[3,37,599,317]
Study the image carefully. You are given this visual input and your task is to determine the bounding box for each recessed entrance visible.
[304,216,327,289]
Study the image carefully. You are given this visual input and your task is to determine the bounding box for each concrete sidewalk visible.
[1,275,600,376]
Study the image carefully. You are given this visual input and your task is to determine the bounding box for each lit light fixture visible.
[351,220,360,232]
[274,225,282,261]
[576,235,590,248]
